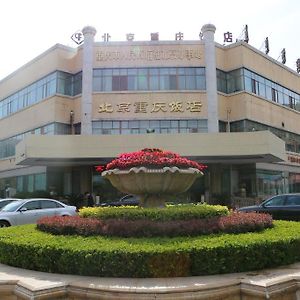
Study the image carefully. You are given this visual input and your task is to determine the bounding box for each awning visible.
[15,131,286,166]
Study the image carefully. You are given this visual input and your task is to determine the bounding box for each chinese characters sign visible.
[223,32,233,43]
[98,101,202,113]
[288,155,300,165]
[96,48,202,62]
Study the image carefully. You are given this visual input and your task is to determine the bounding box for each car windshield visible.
[1,201,24,212]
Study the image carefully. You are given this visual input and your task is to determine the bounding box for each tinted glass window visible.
[22,201,40,210]
[40,200,62,209]
[286,196,300,205]
[264,196,285,206]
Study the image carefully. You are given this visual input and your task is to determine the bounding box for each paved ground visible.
[0,263,299,299]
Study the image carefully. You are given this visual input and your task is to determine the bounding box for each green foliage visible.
[0,221,299,277]
[79,204,229,221]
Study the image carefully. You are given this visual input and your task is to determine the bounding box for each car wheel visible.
[0,220,10,228]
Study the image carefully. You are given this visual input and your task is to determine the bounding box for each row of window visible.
[217,68,300,111]
[0,123,71,159]
[0,173,46,196]
[230,119,300,153]
[0,67,205,120]
[93,67,206,92]
[0,71,82,120]
[92,119,208,135]
[2,66,300,123]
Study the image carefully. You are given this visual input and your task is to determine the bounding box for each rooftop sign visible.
[96,48,202,62]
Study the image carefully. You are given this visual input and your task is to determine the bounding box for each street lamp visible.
[70,110,75,135]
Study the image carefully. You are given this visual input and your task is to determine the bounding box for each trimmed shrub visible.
[37,216,103,236]
[37,212,273,237]
[79,204,229,221]
[0,221,299,277]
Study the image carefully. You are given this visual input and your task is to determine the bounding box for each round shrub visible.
[0,221,299,277]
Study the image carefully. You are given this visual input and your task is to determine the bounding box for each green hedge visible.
[79,204,229,221]
[0,221,299,277]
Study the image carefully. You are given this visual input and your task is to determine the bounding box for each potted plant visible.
[99,148,206,208]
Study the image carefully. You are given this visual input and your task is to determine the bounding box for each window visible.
[0,123,69,159]
[169,75,177,89]
[34,173,46,190]
[0,71,81,121]
[138,69,148,90]
[218,67,300,113]
[186,75,196,90]
[265,83,272,100]
[230,119,300,155]
[16,176,23,192]
[265,196,285,206]
[112,76,128,91]
[93,67,205,92]
[129,120,139,128]
[286,196,300,206]
[179,120,187,128]
[21,200,40,211]
[289,96,295,109]
[92,119,208,135]
[251,79,259,94]
[258,80,266,98]
[41,200,63,209]
[73,72,82,95]
[271,88,278,102]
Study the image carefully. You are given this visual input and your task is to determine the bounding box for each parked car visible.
[100,194,140,207]
[0,198,21,210]
[237,193,300,221]
[0,198,77,227]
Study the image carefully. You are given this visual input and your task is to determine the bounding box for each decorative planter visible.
[102,166,202,207]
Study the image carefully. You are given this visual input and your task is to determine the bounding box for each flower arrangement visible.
[98,148,206,172]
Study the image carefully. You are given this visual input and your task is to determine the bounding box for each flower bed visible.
[99,148,207,172]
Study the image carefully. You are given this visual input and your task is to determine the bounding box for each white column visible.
[81,26,96,135]
[201,24,219,133]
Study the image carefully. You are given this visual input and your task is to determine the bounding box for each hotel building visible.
[0,24,299,206]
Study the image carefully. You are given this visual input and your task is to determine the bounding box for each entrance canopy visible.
[15,131,286,166]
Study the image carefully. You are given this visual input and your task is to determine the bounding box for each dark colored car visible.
[237,193,300,221]
[100,195,139,207]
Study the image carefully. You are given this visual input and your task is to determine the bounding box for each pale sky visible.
[0,0,299,80]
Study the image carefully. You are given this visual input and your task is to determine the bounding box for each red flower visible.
[95,165,105,172]
[102,148,207,171]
